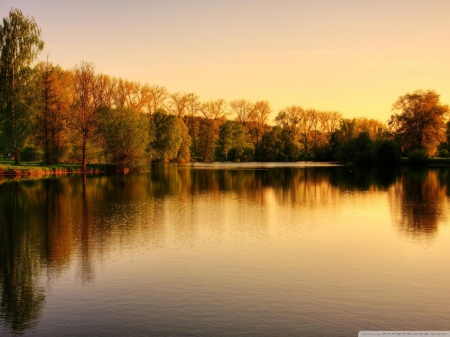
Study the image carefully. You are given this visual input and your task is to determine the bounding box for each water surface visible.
[1,163,450,336]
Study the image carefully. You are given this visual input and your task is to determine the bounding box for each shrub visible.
[336,132,373,164]
[407,149,429,166]
[438,149,450,158]
[20,147,42,161]
[373,140,401,165]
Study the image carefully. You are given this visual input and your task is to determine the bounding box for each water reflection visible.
[389,168,449,239]
[0,165,449,335]
[0,182,46,334]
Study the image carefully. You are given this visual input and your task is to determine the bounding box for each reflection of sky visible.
[2,168,450,335]
[1,0,450,121]
[37,173,450,335]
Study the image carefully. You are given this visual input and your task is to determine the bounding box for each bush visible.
[438,149,450,158]
[407,149,429,165]
[336,132,373,164]
[373,140,401,165]
[20,147,42,161]
[229,145,254,162]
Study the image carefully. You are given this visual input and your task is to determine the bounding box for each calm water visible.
[1,163,450,336]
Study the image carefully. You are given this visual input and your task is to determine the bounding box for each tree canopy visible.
[0,8,44,163]
[389,90,449,156]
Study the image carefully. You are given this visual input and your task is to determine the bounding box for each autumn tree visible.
[248,100,271,148]
[146,85,168,116]
[198,99,228,162]
[69,61,106,171]
[229,98,253,141]
[0,8,44,163]
[275,105,305,148]
[389,90,448,156]
[34,61,72,164]
[168,92,191,162]
[184,93,201,158]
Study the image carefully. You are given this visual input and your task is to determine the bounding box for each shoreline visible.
[3,157,450,177]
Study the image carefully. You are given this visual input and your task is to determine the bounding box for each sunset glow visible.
[1,0,449,122]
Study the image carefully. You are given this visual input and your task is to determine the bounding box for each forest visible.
[1,8,450,170]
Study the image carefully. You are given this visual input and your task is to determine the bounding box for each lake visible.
[1,163,450,336]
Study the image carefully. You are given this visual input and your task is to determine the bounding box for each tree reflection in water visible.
[1,164,450,334]
[0,182,45,335]
[389,168,449,239]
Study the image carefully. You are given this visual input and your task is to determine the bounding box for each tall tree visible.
[0,8,44,163]
[34,61,72,164]
[248,100,271,148]
[184,93,200,158]
[69,61,105,171]
[198,99,228,162]
[168,92,191,162]
[147,85,168,116]
[389,90,449,156]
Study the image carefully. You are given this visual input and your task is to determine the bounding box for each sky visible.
[2,0,450,122]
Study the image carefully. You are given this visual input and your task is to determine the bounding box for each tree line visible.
[1,8,449,170]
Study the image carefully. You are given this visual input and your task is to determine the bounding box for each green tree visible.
[256,126,299,161]
[218,120,246,161]
[336,132,374,164]
[100,108,149,169]
[389,90,448,156]
[146,111,182,162]
[373,140,401,165]
[0,8,44,164]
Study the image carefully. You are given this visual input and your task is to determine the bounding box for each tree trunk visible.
[82,139,87,172]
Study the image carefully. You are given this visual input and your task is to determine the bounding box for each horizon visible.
[1,0,450,123]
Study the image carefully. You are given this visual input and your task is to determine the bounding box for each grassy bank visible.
[0,159,120,176]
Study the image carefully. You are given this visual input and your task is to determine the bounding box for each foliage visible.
[373,140,401,165]
[389,90,448,156]
[0,8,44,164]
[218,120,247,161]
[256,126,299,161]
[177,119,191,162]
[336,132,374,164]
[228,145,254,162]
[146,111,182,162]
[407,149,430,166]
[33,61,72,164]
[20,146,41,161]
[69,61,105,171]
[197,100,227,162]
[100,109,149,168]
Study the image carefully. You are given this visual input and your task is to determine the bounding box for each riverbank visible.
[3,157,450,177]
[0,160,121,176]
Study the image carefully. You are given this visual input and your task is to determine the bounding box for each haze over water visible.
[1,163,450,336]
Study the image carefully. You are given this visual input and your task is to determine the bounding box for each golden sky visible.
[2,0,450,122]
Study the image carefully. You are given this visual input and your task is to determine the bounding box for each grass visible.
[0,159,118,176]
